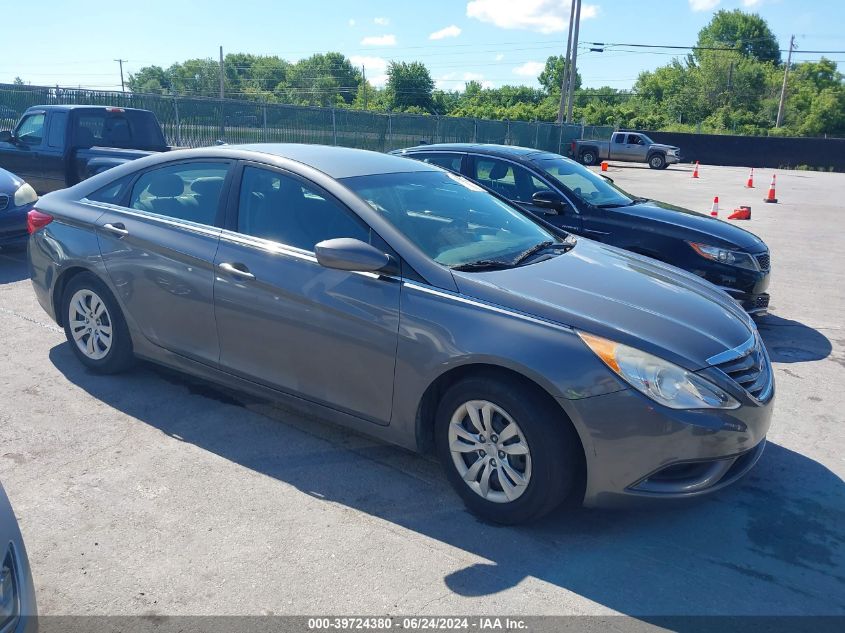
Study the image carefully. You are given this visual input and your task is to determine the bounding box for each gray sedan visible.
[27,145,773,524]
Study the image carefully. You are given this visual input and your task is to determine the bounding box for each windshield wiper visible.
[598,197,648,209]
[511,240,574,266]
[450,259,514,272]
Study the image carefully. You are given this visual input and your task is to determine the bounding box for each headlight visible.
[0,546,19,631]
[578,332,740,410]
[13,183,38,207]
[688,242,758,271]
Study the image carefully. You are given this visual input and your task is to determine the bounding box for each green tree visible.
[537,55,581,95]
[385,61,435,112]
[695,9,781,64]
[127,65,171,94]
[282,53,361,106]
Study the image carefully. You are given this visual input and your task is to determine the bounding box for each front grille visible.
[755,252,770,271]
[714,336,773,401]
[0,194,8,211]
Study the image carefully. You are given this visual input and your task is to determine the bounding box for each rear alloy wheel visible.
[62,273,134,374]
[581,151,597,166]
[435,376,579,524]
[649,154,666,169]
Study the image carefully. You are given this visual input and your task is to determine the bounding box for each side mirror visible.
[0,130,13,143]
[531,190,566,214]
[315,238,391,273]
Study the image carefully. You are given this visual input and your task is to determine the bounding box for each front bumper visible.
[666,153,681,165]
[0,204,32,249]
[685,254,770,315]
[563,379,774,508]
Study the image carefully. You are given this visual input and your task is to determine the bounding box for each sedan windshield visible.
[341,171,559,268]
[532,155,633,208]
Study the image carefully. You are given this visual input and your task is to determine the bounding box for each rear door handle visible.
[103,222,129,237]
[218,262,256,280]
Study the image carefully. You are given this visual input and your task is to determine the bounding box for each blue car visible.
[0,168,38,250]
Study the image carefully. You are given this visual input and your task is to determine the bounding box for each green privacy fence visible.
[0,83,613,155]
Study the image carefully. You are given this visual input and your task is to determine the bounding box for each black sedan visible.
[0,168,38,250]
[392,144,771,314]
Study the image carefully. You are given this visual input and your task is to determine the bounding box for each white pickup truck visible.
[571,132,681,169]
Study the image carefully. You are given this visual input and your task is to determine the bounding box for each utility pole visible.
[218,46,225,139]
[776,35,795,128]
[557,0,577,124]
[362,65,368,110]
[218,46,225,100]
[565,0,582,124]
[114,59,127,92]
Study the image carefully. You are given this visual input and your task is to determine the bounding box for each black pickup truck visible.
[0,105,169,194]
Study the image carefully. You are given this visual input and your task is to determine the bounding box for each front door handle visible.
[103,222,129,237]
[218,262,256,280]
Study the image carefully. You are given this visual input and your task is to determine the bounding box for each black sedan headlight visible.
[13,183,38,208]
[0,546,19,631]
[688,242,759,271]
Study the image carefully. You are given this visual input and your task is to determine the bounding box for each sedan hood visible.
[0,167,24,193]
[453,239,755,370]
[614,200,766,252]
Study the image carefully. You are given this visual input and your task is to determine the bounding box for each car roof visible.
[24,104,152,114]
[394,143,547,159]
[219,143,442,179]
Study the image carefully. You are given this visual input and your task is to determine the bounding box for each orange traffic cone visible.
[745,168,754,188]
[692,161,700,179]
[728,206,751,220]
[710,196,719,217]
[763,174,778,203]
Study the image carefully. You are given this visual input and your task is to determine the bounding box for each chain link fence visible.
[0,83,613,156]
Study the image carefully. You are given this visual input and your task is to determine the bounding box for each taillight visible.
[27,209,53,234]
[570,141,576,155]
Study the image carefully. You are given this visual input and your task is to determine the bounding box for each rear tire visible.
[435,375,579,524]
[580,150,597,166]
[648,153,666,169]
[61,272,134,374]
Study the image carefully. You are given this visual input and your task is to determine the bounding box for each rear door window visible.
[235,165,370,252]
[415,153,463,173]
[128,162,229,226]
[47,112,67,148]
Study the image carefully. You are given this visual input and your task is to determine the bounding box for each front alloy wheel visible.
[448,400,532,503]
[435,375,580,524]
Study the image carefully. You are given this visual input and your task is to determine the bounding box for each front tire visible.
[435,375,579,524]
[62,272,134,374]
[648,153,666,169]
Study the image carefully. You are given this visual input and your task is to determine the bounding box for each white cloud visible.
[688,0,720,11]
[742,0,762,6]
[466,0,598,34]
[373,17,390,25]
[512,61,545,77]
[360,34,397,46]
[351,56,389,87]
[429,25,462,40]
[348,18,356,27]
[495,53,505,61]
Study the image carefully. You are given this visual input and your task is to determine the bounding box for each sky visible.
[1,0,843,93]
